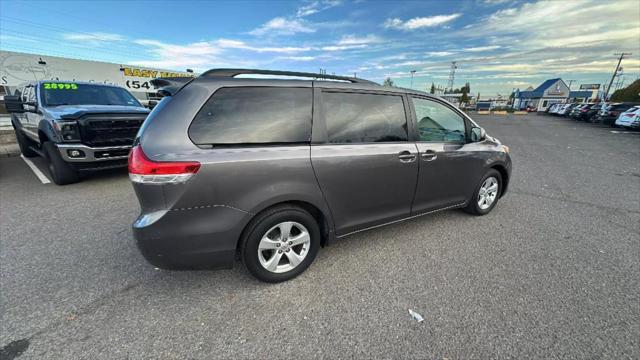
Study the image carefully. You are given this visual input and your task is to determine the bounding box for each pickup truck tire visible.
[43,142,79,185]
[12,126,38,158]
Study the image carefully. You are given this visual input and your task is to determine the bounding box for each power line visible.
[1,29,148,59]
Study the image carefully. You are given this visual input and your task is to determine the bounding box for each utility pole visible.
[566,79,576,90]
[410,70,416,89]
[604,53,631,101]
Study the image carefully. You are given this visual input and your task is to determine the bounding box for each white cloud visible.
[463,45,501,52]
[0,34,38,43]
[296,0,341,17]
[322,44,367,51]
[132,39,224,69]
[384,14,461,30]
[278,56,316,61]
[475,0,639,49]
[482,0,511,5]
[130,37,315,70]
[63,32,125,43]
[214,39,311,53]
[336,34,383,45]
[427,51,454,57]
[434,0,640,95]
[396,60,423,67]
[249,17,316,36]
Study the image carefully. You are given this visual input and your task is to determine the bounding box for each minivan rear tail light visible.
[128,145,200,184]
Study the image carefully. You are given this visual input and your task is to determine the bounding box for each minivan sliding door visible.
[311,90,419,236]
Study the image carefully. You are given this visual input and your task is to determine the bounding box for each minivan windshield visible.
[41,83,142,107]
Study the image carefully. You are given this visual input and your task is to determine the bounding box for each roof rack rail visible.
[199,68,378,85]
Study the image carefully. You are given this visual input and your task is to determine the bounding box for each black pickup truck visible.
[5,81,150,184]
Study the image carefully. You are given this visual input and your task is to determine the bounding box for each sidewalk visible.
[0,143,20,157]
[0,124,19,157]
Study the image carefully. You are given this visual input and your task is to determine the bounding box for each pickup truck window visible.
[41,83,141,107]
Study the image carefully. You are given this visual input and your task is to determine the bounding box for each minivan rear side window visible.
[321,92,408,144]
[189,87,312,145]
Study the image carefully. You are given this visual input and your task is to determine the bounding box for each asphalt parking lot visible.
[1,114,639,359]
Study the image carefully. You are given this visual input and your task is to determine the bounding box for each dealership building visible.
[0,50,195,119]
[512,78,598,111]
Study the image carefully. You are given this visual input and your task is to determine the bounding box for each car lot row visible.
[546,102,640,128]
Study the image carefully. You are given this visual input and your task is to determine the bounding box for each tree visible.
[460,92,469,104]
[383,77,395,87]
[611,79,640,102]
[460,82,471,105]
[430,83,436,94]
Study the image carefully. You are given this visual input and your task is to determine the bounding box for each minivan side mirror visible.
[470,127,486,142]
[3,95,25,114]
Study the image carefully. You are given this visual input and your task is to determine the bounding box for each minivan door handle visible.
[397,150,417,162]
[421,150,437,161]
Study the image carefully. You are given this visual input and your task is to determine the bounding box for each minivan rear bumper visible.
[132,205,252,269]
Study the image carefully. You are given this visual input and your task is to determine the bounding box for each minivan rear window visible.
[189,87,312,145]
[322,92,408,143]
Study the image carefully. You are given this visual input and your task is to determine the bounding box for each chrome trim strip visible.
[336,202,466,238]
[56,143,131,162]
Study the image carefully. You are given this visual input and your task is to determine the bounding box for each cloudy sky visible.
[1,0,638,95]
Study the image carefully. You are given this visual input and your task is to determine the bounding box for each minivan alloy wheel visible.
[478,176,499,210]
[258,221,311,273]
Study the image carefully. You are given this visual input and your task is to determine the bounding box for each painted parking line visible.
[610,130,640,135]
[21,155,51,184]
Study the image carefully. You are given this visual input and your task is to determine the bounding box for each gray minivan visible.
[129,69,512,282]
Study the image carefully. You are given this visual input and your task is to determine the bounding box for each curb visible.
[0,144,21,158]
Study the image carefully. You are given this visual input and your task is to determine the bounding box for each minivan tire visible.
[464,169,502,216]
[241,205,320,283]
[43,142,80,185]
[13,126,38,158]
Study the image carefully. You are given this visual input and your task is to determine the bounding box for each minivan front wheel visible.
[241,205,320,282]
[464,169,502,215]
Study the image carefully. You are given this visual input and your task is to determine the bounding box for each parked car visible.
[585,103,607,122]
[597,103,638,126]
[569,104,589,119]
[547,103,562,115]
[572,103,596,121]
[546,103,559,114]
[129,69,512,282]
[5,81,150,184]
[614,105,640,129]
[558,104,578,116]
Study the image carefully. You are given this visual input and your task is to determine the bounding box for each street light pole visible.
[604,53,632,101]
[410,70,416,89]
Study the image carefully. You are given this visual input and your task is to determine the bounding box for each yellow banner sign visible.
[122,67,193,78]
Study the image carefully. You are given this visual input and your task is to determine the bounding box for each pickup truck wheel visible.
[43,142,79,185]
[464,169,502,216]
[12,126,38,158]
[241,205,320,283]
